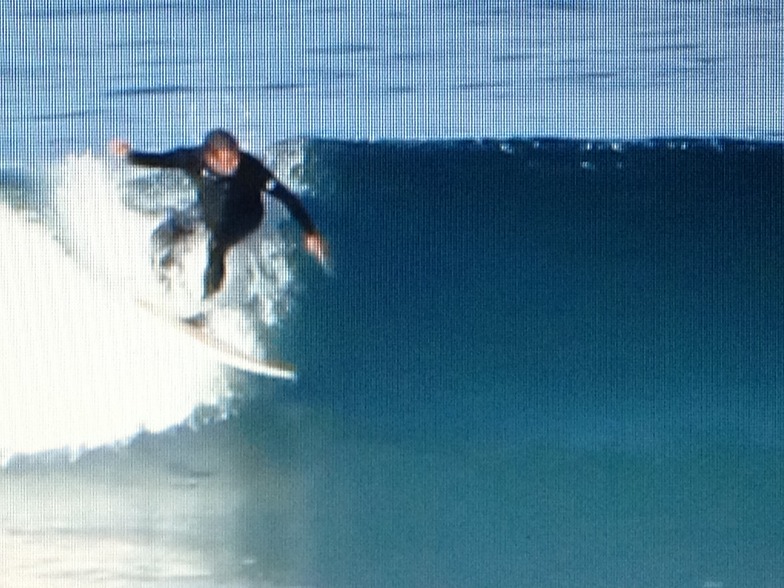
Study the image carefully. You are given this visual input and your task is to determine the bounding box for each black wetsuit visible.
[127,147,316,297]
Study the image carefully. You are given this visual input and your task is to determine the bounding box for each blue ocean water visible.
[295,139,784,451]
[1,1,784,587]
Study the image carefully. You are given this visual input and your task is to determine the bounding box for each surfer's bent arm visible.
[266,180,317,235]
[266,180,329,266]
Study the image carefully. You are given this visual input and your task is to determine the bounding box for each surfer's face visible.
[205,147,240,177]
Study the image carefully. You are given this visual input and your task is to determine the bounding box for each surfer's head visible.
[203,129,240,176]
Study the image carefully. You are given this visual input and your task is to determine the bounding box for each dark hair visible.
[203,129,239,153]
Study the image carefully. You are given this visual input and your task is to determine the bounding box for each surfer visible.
[110,130,328,298]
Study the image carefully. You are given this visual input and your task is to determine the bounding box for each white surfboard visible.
[135,298,297,381]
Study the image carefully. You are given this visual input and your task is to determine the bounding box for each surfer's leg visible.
[203,239,229,298]
[151,205,201,267]
[202,220,256,298]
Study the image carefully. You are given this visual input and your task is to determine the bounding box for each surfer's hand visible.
[305,232,330,270]
[109,139,131,157]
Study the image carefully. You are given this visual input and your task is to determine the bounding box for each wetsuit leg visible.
[151,204,202,267]
[202,216,262,298]
[203,238,230,298]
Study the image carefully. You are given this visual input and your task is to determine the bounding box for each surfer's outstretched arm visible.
[267,181,330,268]
[109,139,199,172]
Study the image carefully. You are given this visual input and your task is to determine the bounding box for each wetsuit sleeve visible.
[126,148,201,174]
[267,180,317,234]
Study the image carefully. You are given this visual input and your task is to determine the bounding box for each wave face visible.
[293,138,784,448]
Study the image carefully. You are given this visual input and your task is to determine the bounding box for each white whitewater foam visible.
[0,156,230,464]
[0,152,301,465]
[0,205,231,464]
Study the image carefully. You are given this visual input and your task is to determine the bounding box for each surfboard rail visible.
[135,297,297,381]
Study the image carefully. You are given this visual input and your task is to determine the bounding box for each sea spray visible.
[0,203,227,464]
